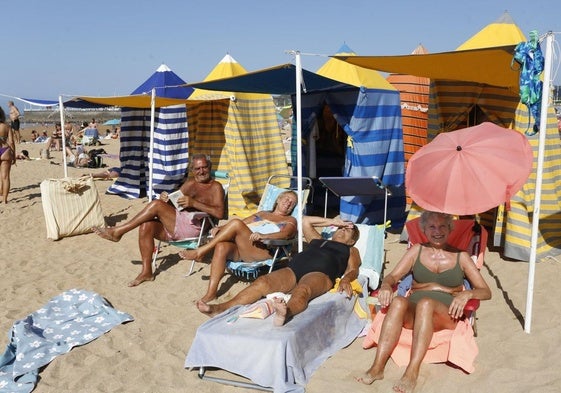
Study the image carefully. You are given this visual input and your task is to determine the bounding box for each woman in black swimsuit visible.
[196,215,361,326]
[356,211,491,392]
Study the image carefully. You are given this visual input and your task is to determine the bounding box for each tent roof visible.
[130,64,194,99]
[334,12,525,90]
[317,44,396,91]
[189,54,268,100]
[186,63,354,95]
[456,11,526,50]
[64,95,189,109]
[335,45,518,88]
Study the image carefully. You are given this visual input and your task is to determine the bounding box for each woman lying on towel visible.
[195,215,361,326]
[355,211,491,393]
[180,190,298,303]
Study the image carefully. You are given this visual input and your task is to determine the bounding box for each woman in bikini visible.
[355,211,491,393]
[181,190,299,303]
[0,106,15,204]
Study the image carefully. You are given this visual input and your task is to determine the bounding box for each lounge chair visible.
[225,174,313,280]
[184,224,384,391]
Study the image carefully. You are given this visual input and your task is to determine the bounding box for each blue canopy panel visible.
[107,105,188,199]
[340,88,405,225]
[296,88,405,226]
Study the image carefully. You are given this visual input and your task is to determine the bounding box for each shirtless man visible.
[93,154,225,287]
[196,215,361,326]
[0,106,15,203]
[7,101,21,144]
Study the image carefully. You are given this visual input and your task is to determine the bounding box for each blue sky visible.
[2,0,560,112]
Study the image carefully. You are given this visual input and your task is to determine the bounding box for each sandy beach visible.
[1,128,561,393]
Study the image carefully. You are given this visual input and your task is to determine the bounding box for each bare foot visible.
[127,273,154,287]
[355,370,383,385]
[92,226,121,242]
[179,249,202,261]
[393,375,417,393]
[272,297,288,326]
[195,300,220,317]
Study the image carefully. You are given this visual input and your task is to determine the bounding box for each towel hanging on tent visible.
[512,30,544,136]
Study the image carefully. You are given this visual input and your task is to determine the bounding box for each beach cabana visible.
[386,44,430,205]
[187,58,405,226]
[336,12,561,263]
[311,44,404,225]
[186,54,291,217]
[106,64,193,199]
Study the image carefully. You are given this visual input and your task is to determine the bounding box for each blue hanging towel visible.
[512,30,545,136]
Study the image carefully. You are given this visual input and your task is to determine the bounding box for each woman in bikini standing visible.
[0,106,15,204]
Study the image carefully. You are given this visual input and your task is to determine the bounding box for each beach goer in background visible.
[355,211,491,393]
[30,130,38,142]
[93,154,225,287]
[15,150,30,160]
[196,215,361,326]
[0,106,15,203]
[34,131,49,143]
[7,101,21,144]
[50,123,62,151]
[85,166,121,180]
[180,190,298,303]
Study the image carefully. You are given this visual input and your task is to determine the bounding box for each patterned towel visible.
[0,289,133,393]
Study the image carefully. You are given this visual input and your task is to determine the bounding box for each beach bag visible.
[40,176,105,240]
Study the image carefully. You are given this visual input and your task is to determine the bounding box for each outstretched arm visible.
[301,216,354,242]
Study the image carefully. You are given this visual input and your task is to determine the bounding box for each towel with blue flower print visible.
[0,289,133,393]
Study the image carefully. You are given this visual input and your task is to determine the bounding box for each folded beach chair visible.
[225,174,313,280]
[151,170,230,275]
[362,217,489,374]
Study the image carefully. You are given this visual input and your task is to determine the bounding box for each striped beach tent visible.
[311,44,405,225]
[107,64,193,199]
[426,13,561,262]
[386,44,430,206]
[186,55,290,217]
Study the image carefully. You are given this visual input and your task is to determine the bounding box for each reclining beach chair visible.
[151,170,230,276]
[363,217,488,374]
[225,174,313,280]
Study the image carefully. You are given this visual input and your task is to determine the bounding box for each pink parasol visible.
[406,122,533,215]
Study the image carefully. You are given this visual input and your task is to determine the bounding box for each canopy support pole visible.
[295,51,304,252]
[148,88,156,202]
[525,31,554,334]
[58,95,68,178]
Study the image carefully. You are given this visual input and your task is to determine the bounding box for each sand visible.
[1,129,561,393]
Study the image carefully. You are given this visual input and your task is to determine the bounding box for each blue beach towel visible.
[0,289,133,393]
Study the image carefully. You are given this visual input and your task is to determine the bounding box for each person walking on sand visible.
[93,154,225,287]
[7,101,21,144]
[0,106,15,204]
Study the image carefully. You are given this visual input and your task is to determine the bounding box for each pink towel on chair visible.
[363,310,478,373]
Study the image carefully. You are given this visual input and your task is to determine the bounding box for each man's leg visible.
[93,200,176,242]
[197,268,297,316]
[127,221,168,287]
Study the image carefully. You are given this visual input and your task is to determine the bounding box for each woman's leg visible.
[93,200,176,242]
[181,218,270,262]
[394,299,455,393]
[272,272,333,326]
[200,241,238,302]
[196,268,297,316]
[0,152,13,204]
[356,297,412,385]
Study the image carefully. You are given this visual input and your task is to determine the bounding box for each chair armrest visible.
[464,299,480,313]
[261,238,294,246]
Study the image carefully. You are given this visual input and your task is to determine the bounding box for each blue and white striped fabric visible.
[297,88,405,225]
[107,104,188,199]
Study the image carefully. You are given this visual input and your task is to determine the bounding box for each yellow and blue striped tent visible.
[186,55,290,217]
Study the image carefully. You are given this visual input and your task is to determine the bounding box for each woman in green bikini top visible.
[356,211,492,392]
